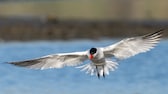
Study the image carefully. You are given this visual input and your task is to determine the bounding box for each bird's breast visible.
[91,58,106,65]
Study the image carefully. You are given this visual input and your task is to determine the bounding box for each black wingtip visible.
[154,28,164,35]
[143,29,164,38]
[0,62,20,67]
[157,28,165,32]
[151,29,164,35]
[7,60,32,67]
[6,61,20,66]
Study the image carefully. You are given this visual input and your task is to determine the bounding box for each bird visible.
[9,29,163,78]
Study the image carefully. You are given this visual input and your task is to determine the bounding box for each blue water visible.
[0,40,168,94]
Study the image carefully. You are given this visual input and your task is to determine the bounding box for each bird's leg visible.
[103,65,105,78]
[96,66,100,79]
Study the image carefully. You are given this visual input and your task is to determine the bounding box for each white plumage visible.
[9,30,163,78]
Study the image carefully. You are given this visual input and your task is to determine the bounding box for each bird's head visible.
[89,48,97,60]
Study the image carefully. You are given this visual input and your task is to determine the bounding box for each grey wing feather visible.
[103,29,163,60]
[9,51,88,69]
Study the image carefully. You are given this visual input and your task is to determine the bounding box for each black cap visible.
[90,48,97,55]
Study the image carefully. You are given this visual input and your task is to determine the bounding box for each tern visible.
[9,30,163,78]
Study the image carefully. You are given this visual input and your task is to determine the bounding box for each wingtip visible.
[151,29,164,35]
[155,28,164,35]
[7,61,20,66]
[157,28,165,32]
[143,29,164,39]
[1,61,20,67]
[6,61,29,67]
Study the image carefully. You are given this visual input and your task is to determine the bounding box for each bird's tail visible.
[77,60,118,78]
[102,60,118,76]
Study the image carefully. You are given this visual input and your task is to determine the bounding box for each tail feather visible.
[104,60,118,75]
[77,60,118,78]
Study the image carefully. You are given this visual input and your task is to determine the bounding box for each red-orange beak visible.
[89,54,94,60]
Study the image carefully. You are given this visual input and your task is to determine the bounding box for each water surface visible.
[0,40,168,94]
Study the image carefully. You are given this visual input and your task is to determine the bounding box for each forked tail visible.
[77,60,118,78]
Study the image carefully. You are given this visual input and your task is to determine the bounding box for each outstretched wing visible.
[103,29,163,60]
[9,51,88,69]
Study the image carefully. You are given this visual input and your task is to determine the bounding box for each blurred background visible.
[0,0,168,94]
[0,0,167,41]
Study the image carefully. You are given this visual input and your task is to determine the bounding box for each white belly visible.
[91,58,106,66]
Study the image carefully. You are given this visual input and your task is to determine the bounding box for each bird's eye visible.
[90,48,97,54]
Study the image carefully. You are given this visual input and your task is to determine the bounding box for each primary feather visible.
[103,29,162,60]
[10,51,88,69]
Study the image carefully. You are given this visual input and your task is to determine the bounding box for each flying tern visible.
[9,30,163,78]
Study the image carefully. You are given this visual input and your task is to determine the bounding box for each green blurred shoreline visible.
[0,17,167,41]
